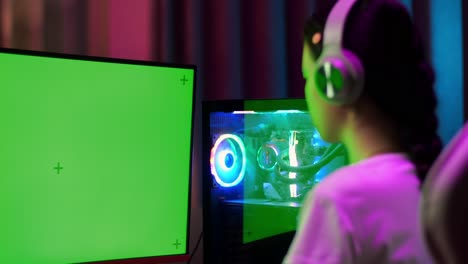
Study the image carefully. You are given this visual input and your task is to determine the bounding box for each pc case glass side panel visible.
[208,108,348,245]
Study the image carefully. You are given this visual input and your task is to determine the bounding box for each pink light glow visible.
[109,0,153,60]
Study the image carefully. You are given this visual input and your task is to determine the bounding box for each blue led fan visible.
[210,134,246,187]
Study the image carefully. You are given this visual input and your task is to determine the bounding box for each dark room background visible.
[1,0,465,263]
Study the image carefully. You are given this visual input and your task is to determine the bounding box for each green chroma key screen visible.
[0,49,195,264]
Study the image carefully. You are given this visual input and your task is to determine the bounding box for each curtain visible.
[464,0,468,121]
[151,0,316,100]
[2,0,451,102]
[0,0,317,100]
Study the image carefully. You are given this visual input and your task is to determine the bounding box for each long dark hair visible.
[304,0,442,182]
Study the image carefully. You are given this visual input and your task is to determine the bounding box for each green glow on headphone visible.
[315,62,344,99]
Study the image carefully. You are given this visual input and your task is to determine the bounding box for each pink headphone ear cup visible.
[342,49,365,103]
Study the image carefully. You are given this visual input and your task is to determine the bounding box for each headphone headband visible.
[323,0,360,48]
[314,0,364,105]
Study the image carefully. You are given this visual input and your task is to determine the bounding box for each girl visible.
[284,0,442,263]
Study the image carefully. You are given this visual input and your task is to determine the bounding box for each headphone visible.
[314,0,365,105]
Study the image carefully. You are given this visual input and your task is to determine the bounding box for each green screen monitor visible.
[0,48,195,264]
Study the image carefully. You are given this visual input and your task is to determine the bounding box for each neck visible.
[340,103,403,164]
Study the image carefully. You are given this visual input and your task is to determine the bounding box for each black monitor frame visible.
[0,47,196,264]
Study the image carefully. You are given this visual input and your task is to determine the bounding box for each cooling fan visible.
[210,134,246,187]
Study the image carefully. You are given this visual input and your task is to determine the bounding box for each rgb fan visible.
[257,143,280,171]
[210,134,246,187]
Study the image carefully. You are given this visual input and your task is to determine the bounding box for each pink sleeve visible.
[283,188,359,264]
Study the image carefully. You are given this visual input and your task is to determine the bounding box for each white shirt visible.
[283,153,433,264]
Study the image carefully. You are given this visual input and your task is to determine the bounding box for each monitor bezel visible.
[0,47,196,71]
[0,47,196,263]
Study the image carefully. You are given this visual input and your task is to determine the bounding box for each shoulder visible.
[284,175,360,263]
[315,153,420,201]
[303,153,423,240]
[287,153,432,263]
[308,163,369,208]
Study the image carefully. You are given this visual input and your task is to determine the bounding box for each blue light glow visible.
[210,134,246,187]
